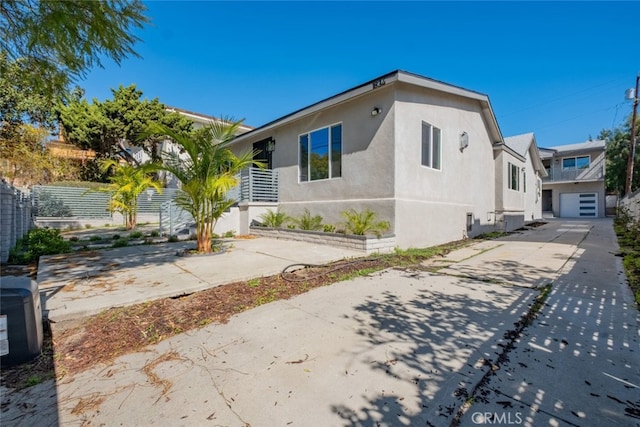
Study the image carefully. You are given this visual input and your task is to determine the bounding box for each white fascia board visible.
[231,73,400,145]
[493,142,526,162]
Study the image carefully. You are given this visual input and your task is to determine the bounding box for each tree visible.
[0,0,148,103]
[0,123,79,187]
[601,113,639,197]
[57,85,194,159]
[97,159,163,230]
[142,120,259,253]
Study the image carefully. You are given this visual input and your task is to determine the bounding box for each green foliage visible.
[223,230,236,238]
[57,85,194,160]
[323,224,336,233]
[340,209,390,238]
[8,228,71,264]
[292,209,323,231]
[142,120,259,253]
[89,236,102,242]
[600,113,640,196]
[91,159,163,230]
[150,230,160,237]
[112,234,121,240]
[167,235,179,243]
[0,124,79,187]
[0,1,148,105]
[614,206,640,304]
[259,209,290,228]
[69,236,79,242]
[112,238,129,248]
[129,231,143,239]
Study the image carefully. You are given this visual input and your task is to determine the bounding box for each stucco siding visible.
[545,181,606,218]
[392,84,497,245]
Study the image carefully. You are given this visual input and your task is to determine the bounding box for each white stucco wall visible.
[231,86,398,229]
[523,145,543,221]
[392,83,497,248]
[495,149,525,231]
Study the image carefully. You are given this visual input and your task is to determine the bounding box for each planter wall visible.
[250,226,396,254]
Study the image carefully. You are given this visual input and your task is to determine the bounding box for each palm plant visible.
[291,208,323,231]
[97,159,163,230]
[142,119,259,253]
[259,209,290,228]
[341,208,390,238]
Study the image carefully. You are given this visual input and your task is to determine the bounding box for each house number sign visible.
[372,78,386,89]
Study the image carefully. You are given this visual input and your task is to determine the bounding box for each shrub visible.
[112,238,129,248]
[8,228,71,264]
[129,231,143,239]
[341,209,390,238]
[150,230,160,237]
[292,209,323,231]
[112,234,121,240]
[259,209,290,228]
[323,224,336,233]
[85,224,92,229]
[168,235,180,243]
[223,230,236,238]
[69,236,79,242]
[89,235,102,242]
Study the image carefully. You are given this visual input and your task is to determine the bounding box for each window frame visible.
[298,122,343,183]
[508,162,520,191]
[562,155,590,170]
[421,121,442,170]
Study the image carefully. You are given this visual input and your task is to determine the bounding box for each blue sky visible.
[79,1,639,148]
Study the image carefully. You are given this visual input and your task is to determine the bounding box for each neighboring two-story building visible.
[539,140,606,218]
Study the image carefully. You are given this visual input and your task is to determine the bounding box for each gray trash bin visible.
[0,276,44,366]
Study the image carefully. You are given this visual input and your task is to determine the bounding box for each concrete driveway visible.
[2,219,639,426]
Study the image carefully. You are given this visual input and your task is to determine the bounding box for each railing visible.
[232,167,278,203]
[159,200,193,236]
[542,156,605,183]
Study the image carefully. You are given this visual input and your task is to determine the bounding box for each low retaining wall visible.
[250,227,396,254]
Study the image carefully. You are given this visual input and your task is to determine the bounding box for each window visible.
[562,155,590,170]
[299,124,342,182]
[508,162,519,191]
[421,121,441,170]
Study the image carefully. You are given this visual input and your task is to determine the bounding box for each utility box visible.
[0,276,43,366]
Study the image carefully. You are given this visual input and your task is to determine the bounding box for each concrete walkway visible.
[37,237,363,321]
[2,219,639,426]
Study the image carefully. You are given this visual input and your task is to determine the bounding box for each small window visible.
[421,122,441,170]
[508,162,520,191]
[562,155,590,170]
[299,124,342,182]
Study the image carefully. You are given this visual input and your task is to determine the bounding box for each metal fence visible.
[32,185,182,218]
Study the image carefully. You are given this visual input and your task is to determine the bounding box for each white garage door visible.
[559,193,598,218]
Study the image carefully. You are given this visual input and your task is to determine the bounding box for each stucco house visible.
[228,70,537,249]
[539,140,606,218]
[500,133,547,224]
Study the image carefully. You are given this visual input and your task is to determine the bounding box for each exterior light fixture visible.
[266,139,276,152]
[459,132,469,151]
[371,107,382,116]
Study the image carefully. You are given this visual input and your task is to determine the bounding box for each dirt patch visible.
[1,240,469,390]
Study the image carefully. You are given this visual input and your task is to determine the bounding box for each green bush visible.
[292,209,323,231]
[112,238,129,248]
[112,234,121,240]
[259,209,290,228]
[168,235,180,243]
[341,209,390,238]
[223,230,236,238]
[150,230,160,237]
[323,224,336,233]
[89,235,102,242]
[69,236,79,242]
[8,228,71,264]
[129,231,143,239]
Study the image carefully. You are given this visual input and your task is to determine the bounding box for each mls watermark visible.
[471,411,523,425]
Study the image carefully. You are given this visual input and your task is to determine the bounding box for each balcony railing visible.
[228,167,278,203]
[543,165,604,182]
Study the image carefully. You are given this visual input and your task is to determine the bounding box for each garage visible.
[559,192,598,217]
